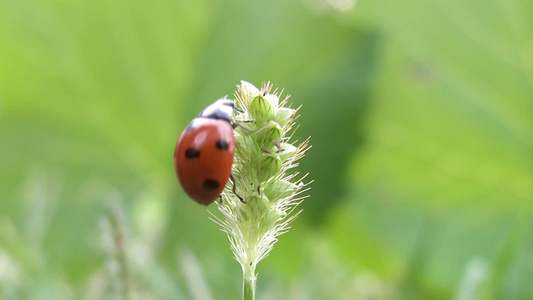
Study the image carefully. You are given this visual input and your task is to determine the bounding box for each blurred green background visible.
[1,0,532,299]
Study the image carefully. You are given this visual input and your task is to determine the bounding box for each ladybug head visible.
[199,99,234,122]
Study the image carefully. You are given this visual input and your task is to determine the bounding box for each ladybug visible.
[174,99,243,205]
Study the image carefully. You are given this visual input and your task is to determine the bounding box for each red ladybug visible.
[174,99,242,205]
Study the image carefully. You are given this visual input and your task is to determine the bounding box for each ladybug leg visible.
[232,119,255,130]
[230,174,246,204]
[218,195,223,204]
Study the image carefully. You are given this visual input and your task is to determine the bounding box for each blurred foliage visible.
[0,0,532,299]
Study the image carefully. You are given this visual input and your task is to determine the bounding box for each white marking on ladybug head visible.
[199,99,234,122]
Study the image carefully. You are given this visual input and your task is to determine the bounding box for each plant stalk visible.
[242,265,256,300]
[108,201,130,300]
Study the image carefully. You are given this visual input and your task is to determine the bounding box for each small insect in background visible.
[174,99,242,205]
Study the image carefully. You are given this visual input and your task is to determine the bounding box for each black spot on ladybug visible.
[185,148,200,159]
[216,140,229,150]
[203,179,220,191]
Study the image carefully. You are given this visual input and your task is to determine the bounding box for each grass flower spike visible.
[211,81,310,300]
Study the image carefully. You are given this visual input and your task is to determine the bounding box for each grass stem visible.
[242,265,256,300]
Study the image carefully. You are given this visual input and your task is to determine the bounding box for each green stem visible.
[108,201,130,300]
[242,265,256,300]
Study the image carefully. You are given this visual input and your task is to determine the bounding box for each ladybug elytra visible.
[174,99,241,205]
